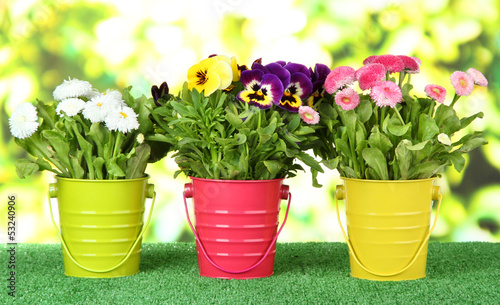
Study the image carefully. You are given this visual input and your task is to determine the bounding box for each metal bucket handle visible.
[48,183,156,274]
[183,183,291,275]
[334,184,442,277]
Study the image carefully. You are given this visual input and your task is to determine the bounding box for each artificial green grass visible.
[2,242,499,304]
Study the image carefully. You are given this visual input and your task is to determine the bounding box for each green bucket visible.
[48,175,155,278]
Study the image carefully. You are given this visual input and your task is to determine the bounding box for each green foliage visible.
[150,83,322,181]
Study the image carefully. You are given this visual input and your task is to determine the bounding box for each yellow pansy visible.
[187,57,233,96]
[212,55,241,82]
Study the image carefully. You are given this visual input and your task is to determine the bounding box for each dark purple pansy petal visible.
[288,72,313,99]
[311,63,331,92]
[240,69,264,89]
[284,63,311,78]
[261,73,284,106]
[251,62,269,74]
[274,61,286,67]
[266,62,291,89]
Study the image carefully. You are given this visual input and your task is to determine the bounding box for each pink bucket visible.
[183,177,291,279]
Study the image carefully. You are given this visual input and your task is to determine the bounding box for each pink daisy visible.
[424,84,447,104]
[450,71,474,96]
[335,87,360,111]
[466,68,488,87]
[411,56,421,66]
[397,55,420,74]
[370,81,403,107]
[324,66,356,94]
[298,106,320,124]
[356,63,386,90]
[363,55,379,65]
[373,55,404,73]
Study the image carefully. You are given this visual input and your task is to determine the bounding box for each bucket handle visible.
[48,183,156,274]
[183,183,291,274]
[334,184,442,277]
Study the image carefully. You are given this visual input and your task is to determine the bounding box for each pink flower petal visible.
[324,66,356,94]
[298,106,320,124]
[363,55,379,65]
[397,55,420,74]
[424,84,447,104]
[373,55,405,73]
[370,81,403,107]
[450,71,474,96]
[356,63,386,90]
[466,68,488,87]
[334,87,360,111]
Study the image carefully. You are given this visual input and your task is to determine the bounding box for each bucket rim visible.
[340,177,436,184]
[53,174,150,183]
[189,176,285,184]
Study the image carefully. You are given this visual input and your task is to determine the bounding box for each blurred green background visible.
[1,0,499,243]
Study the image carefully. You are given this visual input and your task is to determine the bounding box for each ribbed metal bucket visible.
[183,177,291,279]
[335,177,442,281]
[48,176,155,278]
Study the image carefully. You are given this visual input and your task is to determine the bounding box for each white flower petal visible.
[9,102,39,139]
[105,106,139,133]
[53,77,93,101]
[437,133,452,146]
[56,98,86,117]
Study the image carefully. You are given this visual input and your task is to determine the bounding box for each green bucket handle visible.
[48,183,156,274]
[334,184,442,277]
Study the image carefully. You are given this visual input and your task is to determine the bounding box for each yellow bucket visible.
[48,175,155,278]
[335,177,442,281]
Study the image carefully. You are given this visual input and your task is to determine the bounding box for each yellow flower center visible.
[97,102,102,106]
[304,112,314,120]
[120,112,127,118]
[343,97,350,103]
[460,79,466,87]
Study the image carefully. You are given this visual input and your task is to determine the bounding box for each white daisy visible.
[9,102,40,139]
[53,77,93,101]
[55,98,86,117]
[105,106,139,133]
[82,93,125,123]
[103,88,123,100]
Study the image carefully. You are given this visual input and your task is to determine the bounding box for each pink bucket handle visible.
[183,183,291,275]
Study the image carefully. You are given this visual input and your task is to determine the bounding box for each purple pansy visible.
[279,63,313,112]
[307,63,331,107]
[237,69,284,109]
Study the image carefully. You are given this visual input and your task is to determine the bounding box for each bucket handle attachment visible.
[48,183,156,274]
[183,183,291,274]
[334,184,442,277]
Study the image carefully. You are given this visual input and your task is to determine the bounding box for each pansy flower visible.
[187,57,233,96]
[307,64,331,107]
[278,63,313,112]
[236,69,284,109]
[251,61,291,88]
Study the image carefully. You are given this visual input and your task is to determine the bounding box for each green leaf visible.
[321,157,339,170]
[388,119,412,137]
[356,99,373,123]
[460,112,484,129]
[226,112,243,128]
[263,160,283,175]
[395,140,412,180]
[409,161,448,179]
[15,159,39,179]
[418,113,439,141]
[362,147,389,180]
[93,157,105,180]
[125,144,151,179]
[298,152,323,173]
[106,158,126,178]
[459,137,488,153]
[447,151,466,172]
[69,155,85,179]
[287,114,301,131]
[367,126,393,154]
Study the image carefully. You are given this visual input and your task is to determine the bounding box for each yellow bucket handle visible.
[334,184,442,277]
[48,184,156,274]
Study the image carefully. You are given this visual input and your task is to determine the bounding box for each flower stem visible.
[393,106,405,125]
[450,94,460,108]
